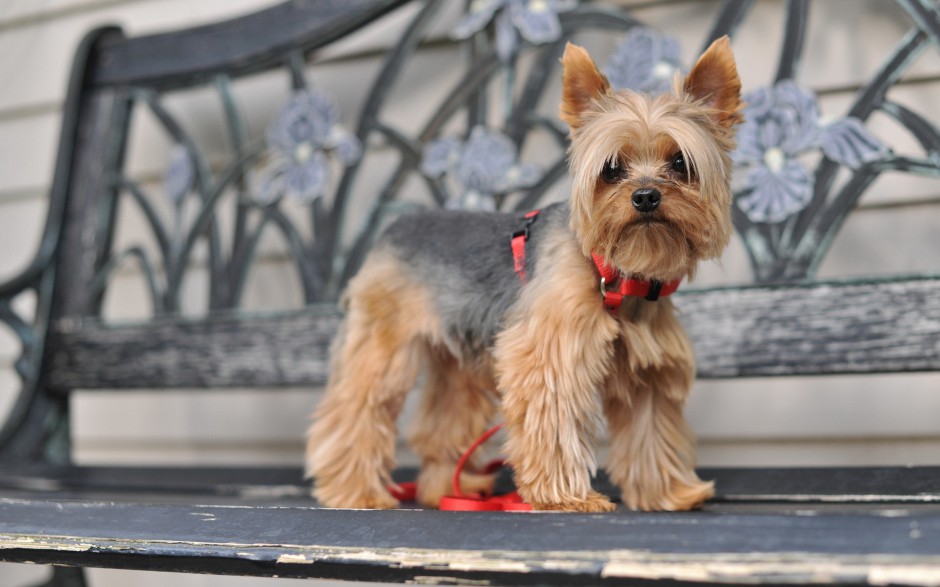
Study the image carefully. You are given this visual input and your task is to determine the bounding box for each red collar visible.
[590,253,681,311]
[510,210,680,311]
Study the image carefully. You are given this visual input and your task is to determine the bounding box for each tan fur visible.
[408,348,499,507]
[306,38,741,512]
[305,252,442,509]
[602,298,713,511]
[495,228,620,512]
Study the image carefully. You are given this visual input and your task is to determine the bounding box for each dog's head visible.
[561,37,742,282]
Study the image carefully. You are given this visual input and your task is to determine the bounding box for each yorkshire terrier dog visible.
[306,37,742,512]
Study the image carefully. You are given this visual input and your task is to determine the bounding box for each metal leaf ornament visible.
[421,126,540,210]
[256,88,362,205]
[733,80,887,223]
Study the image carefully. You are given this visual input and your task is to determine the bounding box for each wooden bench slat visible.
[45,276,940,391]
[45,309,343,391]
[1,496,939,585]
[1,465,938,504]
[678,276,940,378]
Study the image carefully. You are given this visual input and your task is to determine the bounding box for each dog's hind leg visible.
[305,252,438,509]
[408,349,499,508]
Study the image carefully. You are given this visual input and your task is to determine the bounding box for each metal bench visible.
[1,0,939,585]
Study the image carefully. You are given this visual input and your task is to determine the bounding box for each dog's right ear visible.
[560,43,611,131]
[683,36,743,128]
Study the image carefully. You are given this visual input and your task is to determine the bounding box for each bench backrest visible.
[3,0,939,462]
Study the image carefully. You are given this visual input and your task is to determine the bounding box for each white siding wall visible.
[1,1,939,585]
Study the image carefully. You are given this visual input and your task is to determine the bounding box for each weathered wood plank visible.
[1,497,939,585]
[45,308,343,391]
[91,0,409,90]
[676,275,940,378]
[2,464,940,504]
[44,276,940,391]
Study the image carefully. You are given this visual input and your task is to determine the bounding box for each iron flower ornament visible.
[164,144,196,205]
[734,81,888,223]
[604,26,682,95]
[421,126,541,210]
[452,0,578,62]
[256,88,362,204]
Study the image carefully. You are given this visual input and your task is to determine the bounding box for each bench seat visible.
[2,465,940,585]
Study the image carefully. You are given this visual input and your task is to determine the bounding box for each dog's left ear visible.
[683,36,742,128]
[560,43,611,131]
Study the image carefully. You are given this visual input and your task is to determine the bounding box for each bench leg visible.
[34,567,87,587]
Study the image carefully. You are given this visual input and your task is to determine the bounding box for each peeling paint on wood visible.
[724,494,940,503]
[5,533,940,585]
[600,553,940,586]
[2,498,940,584]
[407,576,492,585]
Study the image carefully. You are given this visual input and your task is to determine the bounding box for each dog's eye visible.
[601,160,624,183]
[671,152,689,176]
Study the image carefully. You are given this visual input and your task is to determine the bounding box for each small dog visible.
[306,37,742,512]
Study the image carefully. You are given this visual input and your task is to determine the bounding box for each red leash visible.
[439,424,531,511]
[388,424,532,511]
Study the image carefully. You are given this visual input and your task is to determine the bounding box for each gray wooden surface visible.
[2,492,940,585]
[43,276,940,391]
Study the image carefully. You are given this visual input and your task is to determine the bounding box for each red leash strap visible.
[511,210,540,283]
[439,423,532,511]
[388,424,532,511]
[451,424,503,496]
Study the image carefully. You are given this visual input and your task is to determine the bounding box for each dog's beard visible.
[594,214,694,281]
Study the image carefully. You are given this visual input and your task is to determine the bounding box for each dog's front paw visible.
[621,478,714,512]
[313,486,399,510]
[531,490,617,513]
[663,478,714,511]
[417,462,495,508]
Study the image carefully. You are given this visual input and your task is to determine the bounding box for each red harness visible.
[511,210,681,311]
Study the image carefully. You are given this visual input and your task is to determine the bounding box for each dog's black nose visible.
[632,188,661,213]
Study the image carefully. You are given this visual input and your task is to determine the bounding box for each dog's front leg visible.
[602,354,714,511]
[494,278,619,512]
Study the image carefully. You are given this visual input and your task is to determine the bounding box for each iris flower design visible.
[604,27,682,95]
[256,88,361,204]
[734,80,888,223]
[421,126,541,210]
[452,0,578,62]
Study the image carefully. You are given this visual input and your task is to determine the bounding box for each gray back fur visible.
[378,202,570,356]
